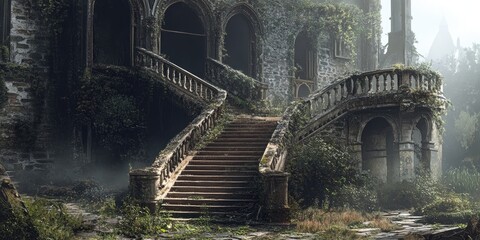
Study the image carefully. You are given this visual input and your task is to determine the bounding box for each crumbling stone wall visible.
[0,65,52,176]
[10,0,49,69]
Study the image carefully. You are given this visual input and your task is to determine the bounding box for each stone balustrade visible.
[206,58,268,101]
[258,68,444,221]
[136,48,220,102]
[130,48,227,209]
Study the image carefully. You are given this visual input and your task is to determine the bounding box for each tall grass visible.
[443,168,480,197]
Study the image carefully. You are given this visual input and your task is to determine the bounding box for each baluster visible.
[183,75,187,89]
[166,66,170,81]
[375,75,380,92]
[390,73,396,91]
[367,76,373,93]
[200,84,203,98]
[383,74,388,92]
[188,77,192,92]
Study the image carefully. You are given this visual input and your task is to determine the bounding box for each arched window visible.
[224,14,255,77]
[361,118,399,183]
[161,2,206,77]
[293,31,316,99]
[93,0,132,66]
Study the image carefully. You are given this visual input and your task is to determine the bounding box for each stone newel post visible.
[262,171,290,222]
[129,167,161,211]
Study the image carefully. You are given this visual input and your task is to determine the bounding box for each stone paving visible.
[65,202,461,240]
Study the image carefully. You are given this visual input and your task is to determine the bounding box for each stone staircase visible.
[161,117,278,219]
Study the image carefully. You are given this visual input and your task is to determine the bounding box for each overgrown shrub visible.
[25,198,83,240]
[377,171,440,210]
[117,200,172,238]
[287,137,362,207]
[331,183,378,212]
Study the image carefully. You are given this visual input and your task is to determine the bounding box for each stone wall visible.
[151,0,379,104]
[0,65,52,176]
[10,0,49,69]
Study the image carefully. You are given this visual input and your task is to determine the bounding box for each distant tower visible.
[427,17,455,61]
[381,0,415,67]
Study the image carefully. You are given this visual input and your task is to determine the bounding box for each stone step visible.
[212,137,271,142]
[202,146,266,151]
[176,175,255,181]
[161,210,246,219]
[222,128,276,132]
[188,160,259,165]
[205,142,268,147]
[180,169,258,175]
[196,151,265,156]
[216,134,272,138]
[167,192,256,199]
[161,204,251,212]
[174,180,252,187]
[170,186,255,193]
[184,165,257,171]
[193,155,260,160]
[163,198,256,205]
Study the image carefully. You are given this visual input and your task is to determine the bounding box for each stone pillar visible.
[350,142,363,170]
[262,171,290,223]
[398,141,415,181]
[129,167,161,211]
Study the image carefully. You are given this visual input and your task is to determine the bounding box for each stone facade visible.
[0,0,382,177]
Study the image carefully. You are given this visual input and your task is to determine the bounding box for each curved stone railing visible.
[258,68,444,218]
[130,48,227,208]
[206,58,268,101]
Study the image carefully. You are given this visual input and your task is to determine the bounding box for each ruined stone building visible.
[0,0,446,219]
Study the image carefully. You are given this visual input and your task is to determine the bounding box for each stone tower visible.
[381,0,415,67]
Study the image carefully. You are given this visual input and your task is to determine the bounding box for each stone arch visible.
[356,115,399,143]
[157,0,213,77]
[88,0,147,66]
[222,4,263,79]
[292,30,317,99]
[360,117,400,183]
[412,115,433,172]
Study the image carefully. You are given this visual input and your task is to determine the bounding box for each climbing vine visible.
[32,0,71,37]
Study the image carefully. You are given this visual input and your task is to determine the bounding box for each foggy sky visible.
[381,0,480,60]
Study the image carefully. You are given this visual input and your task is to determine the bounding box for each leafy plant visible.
[287,137,361,207]
[25,198,83,240]
[117,200,172,238]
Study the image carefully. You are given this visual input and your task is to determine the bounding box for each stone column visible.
[398,141,415,181]
[262,171,290,223]
[129,167,161,211]
[350,142,363,170]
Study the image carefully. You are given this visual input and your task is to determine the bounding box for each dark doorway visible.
[294,31,316,80]
[413,118,429,172]
[224,14,254,77]
[361,118,399,183]
[93,0,132,66]
[161,3,206,77]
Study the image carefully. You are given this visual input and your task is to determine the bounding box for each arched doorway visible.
[93,0,132,66]
[224,14,255,77]
[361,118,399,183]
[293,31,316,98]
[161,2,206,77]
[413,118,429,173]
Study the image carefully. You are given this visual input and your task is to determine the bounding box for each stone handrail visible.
[130,48,227,208]
[206,58,268,100]
[260,68,444,173]
[136,48,221,102]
